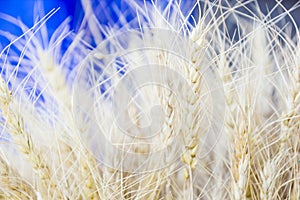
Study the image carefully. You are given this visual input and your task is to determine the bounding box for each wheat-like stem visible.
[0,0,299,199]
[0,77,64,198]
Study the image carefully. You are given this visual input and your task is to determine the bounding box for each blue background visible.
[0,0,299,48]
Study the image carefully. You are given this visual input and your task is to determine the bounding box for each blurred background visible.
[0,0,80,48]
[0,0,299,48]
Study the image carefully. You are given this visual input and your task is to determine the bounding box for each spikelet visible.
[0,0,299,199]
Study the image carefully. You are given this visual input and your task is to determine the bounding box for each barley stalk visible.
[0,0,299,199]
[0,77,63,198]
